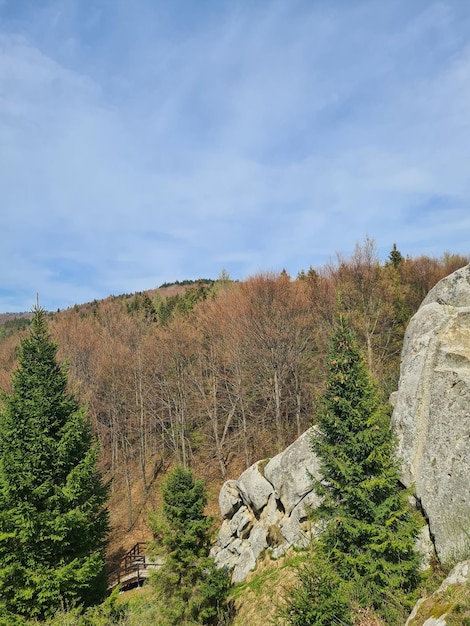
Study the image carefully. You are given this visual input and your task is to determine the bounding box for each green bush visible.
[278,554,352,626]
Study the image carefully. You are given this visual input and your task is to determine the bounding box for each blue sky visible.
[1,0,470,312]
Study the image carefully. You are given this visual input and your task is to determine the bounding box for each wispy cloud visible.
[1,0,469,310]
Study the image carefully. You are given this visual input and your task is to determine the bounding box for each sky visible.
[1,0,470,312]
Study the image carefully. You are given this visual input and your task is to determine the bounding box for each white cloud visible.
[0,0,469,310]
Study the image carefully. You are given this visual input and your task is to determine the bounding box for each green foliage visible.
[278,554,352,626]
[22,588,129,625]
[281,318,421,624]
[0,308,109,619]
[149,466,232,625]
[386,243,404,268]
[0,316,32,339]
[404,579,470,626]
[158,279,214,289]
[155,282,214,325]
[126,293,157,322]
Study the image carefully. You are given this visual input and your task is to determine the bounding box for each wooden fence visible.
[108,542,162,591]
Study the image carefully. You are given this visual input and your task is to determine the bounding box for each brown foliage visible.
[0,244,467,552]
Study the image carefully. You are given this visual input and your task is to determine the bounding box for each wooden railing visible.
[108,542,162,591]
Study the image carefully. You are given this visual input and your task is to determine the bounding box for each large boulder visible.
[218,480,242,519]
[263,428,322,515]
[392,264,470,564]
[237,463,275,514]
[211,427,321,581]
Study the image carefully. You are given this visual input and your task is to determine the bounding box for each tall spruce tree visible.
[281,318,421,625]
[150,466,231,625]
[0,308,109,619]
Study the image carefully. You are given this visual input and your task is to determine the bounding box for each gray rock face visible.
[219,480,242,519]
[422,265,470,307]
[264,427,322,515]
[211,428,320,582]
[237,463,274,514]
[392,264,470,564]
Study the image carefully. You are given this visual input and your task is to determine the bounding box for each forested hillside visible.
[0,240,467,562]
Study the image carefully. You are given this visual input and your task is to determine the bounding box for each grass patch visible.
[257,458,270,477]
[230,550,309,626]
[408,579,470,625]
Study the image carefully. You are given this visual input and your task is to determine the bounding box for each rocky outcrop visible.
[211,428,322,583]
[405,559,470,625]
[391,264,470,564]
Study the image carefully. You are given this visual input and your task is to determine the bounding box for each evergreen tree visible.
[386,243,404,268]
[281,318,421,624]
[0,308,109,619]
[150,466,231,625]
[278,554,352,626]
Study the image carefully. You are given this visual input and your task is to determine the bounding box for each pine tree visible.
[316,318,420,613]
[0,307,109,619]
[281,318,421,624]
[150,466,231,625]
[386,243,404,268]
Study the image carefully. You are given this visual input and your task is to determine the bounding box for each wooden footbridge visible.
[108,542,162,592]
